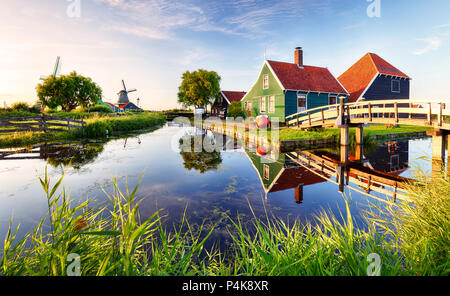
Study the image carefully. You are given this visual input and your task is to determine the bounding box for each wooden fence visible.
[0,115,86,134]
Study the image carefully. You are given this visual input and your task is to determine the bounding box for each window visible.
[244,101,248,111]
[263,165,269,180]
[263,74,269,89]
[329,96,337,105]
[297,95,307,112]
[248,101,252,111]
[269,96,275,113]
[260,96,266,113]
[391,80,400,93]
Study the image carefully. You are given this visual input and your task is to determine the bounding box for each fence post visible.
[41,114,46,133]
[438,103,443,127]
[368,103,372,122]
[394,102,398,123]
[428,102,432,125]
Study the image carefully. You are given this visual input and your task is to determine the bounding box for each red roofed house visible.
[211,91,246,118]
[241,47,349,122]
[338,53,411,103]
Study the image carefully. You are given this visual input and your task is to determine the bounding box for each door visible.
[297,95,307,113]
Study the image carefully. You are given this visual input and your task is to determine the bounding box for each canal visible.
[0,124,445,249]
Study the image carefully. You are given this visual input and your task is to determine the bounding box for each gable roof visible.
[266,60,348,94]
[221,91,246,104]
[269,166,327,193]
[338,53,410,102]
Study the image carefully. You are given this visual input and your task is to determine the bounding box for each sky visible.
[0,0,449,110]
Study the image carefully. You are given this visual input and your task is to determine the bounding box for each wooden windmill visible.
[40,56,61,80]
[117,80,137,107]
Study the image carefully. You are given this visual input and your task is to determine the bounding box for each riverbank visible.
[1,168,448,276]
[0,112,166,148]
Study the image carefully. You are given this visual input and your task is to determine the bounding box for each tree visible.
[177,69,221,109]
[37,71,102,112]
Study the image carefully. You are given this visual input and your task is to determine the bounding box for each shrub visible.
[87,105,113,113]
[227,102,244,118]
[10,102,30,112]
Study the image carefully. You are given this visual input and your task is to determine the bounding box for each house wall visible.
[363,75,410,101]
[211,93,228,116]
[285,91,348,118]
[241,63,285,121]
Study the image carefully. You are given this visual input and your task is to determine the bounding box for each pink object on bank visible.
[256,115,270,128]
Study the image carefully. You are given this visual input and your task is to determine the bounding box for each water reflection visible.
[245,138,413,203]
[0,142,104,170]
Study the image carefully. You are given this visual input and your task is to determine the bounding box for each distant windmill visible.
[117,80,137,105]
[3,101,7,109]
[40,56,61,80]
[136,97,140,108]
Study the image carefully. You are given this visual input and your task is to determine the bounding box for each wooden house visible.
[240,47,349,122]
[338,53,411,102]
[211,91,246,118]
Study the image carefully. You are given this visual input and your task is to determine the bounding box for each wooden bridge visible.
[285,145,413,202]
[286,99,450,172]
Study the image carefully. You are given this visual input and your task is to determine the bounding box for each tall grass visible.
[1,167,448,276]
[0,168,214,276]
[0,113,166,148]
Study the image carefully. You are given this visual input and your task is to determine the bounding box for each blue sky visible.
[1,0,449,110]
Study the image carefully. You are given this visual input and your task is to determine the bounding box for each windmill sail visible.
[40,56,61,80]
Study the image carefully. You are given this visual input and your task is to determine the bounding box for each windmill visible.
[117,80,137,106]
[40,56,61,80]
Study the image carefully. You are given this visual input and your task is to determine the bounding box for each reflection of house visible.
[364,140,409,175]
[245,150,327,202]
[240,47,348,122]
[211,91,246,118]
[338,53,410,103]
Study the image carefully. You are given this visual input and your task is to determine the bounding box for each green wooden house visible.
[241,47,349,122]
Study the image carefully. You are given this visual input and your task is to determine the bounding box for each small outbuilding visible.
[211,91,247,118]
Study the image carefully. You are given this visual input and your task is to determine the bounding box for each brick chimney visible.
[295,47,303,68]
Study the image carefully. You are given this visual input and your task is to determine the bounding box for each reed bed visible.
[1,167,448,276]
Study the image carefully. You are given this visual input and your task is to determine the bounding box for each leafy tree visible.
[37,71,102,112]
[177,69,221,109]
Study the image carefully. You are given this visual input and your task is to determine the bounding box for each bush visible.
[10,102,30,112]
[86,105,113,113]
[227,102,244,118]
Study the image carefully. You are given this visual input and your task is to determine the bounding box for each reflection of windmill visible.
[40,56,61,80]
[117,80,137,106]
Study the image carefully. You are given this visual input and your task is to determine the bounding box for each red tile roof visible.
[269,166,327,193]
[267,60,348,94]
[338,53,410,102]
[221,91,246,103]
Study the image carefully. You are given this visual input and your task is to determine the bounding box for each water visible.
[0,124,443,249]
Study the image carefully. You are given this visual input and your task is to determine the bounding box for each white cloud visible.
[413,37,442,55]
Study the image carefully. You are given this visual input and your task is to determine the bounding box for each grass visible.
[0,112,166,148]
[1,166,448,276]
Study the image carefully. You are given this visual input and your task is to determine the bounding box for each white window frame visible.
[263,74,269,89]
[297,94,307,112]
[263,164,269,180]
[269,95,275,113]
[391,80,400,93]
[260,96,266,113]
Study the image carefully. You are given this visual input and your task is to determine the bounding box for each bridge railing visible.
[286,100,449,129]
